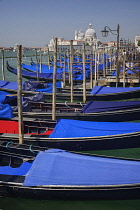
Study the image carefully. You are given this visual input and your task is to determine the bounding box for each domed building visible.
[85,23,97,42]
[75,23,100,46]
[48,23,101,51]
[75,29,85,40]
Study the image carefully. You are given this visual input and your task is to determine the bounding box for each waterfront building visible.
[48,23,101,52]
[135,35,140,51]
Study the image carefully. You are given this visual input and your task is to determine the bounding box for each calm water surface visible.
[1,197,140,210]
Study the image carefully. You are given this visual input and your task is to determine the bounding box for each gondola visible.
[1,148,140,200]
[13,100,140,122]
[91,85,140,100]
[0,78,94,101]
[1,119,140,151]
[0,78,62,96]
[2,87,140,122]
[7,61,63,83]
[0,140,47,157]
[7,62,91,85]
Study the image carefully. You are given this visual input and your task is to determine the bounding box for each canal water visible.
[1,197,140,210]
[0,50,140,209]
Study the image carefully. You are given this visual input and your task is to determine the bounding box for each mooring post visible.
[40,48,42,73]
[47,48,50,69]
[1,49,5,81]
[63,50,66,87]
[90,45,93,89]
[103,47,106,78]
[94,46,97,86]
[67,51,70,84]
[70,40,73,103]
[82,43,86,103]
[17,45,23,144]
[35,48,39,80]
[123,52,126,87]
[52,38,57,121]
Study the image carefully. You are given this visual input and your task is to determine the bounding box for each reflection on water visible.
[1,197,140,210]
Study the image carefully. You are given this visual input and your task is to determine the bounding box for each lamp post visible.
[101,24,120,87]
[120,38,127,50]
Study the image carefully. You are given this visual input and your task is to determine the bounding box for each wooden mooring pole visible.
[40,48,42,73]
[35,48,39,80]
[63,51,66,87]
[52,38,57,121]
[1,49,5,81]
[123,53,126,87]
[47,48,50,69]
[82,43,86,103]
[70,40,73,102]
[17,45,23,144]
[90,45,93,89]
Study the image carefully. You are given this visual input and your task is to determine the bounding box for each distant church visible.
[75,23,98,43]
[48,23,101,51]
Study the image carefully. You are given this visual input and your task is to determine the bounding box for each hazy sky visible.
[0,0,140,47]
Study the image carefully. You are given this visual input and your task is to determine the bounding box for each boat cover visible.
[12,92,45,112]
[90,86,140,95]
[10,67,63,80]
[0,103,13,118]
[81,100,140,113]
[0,80,62,93]
[22,63,64,73]
[22,63,91,80]
[23,149,140,186]
[49,119,140,138]
[36,81,62,93]
[0,91,12,103]
[23,80,62,92]
[0,162,32,176]
[0,80,24,90]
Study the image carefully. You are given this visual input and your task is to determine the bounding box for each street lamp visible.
[101,24,120,87]
[120,38,127,49]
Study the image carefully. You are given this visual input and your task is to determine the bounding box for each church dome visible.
[85,23,96,37]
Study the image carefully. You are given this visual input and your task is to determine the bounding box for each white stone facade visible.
[48,23,101,51]
[135,35,140,49]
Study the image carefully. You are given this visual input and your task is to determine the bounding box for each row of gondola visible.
[0,57,140,200]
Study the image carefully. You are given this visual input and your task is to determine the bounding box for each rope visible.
[6,141,13,149]
[65,101,68,106]
[29,145,37,154]
[80,102,84,107]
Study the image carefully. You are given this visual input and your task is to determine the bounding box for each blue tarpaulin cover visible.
[0,80,62,93]
[11,67,63,80]
[36,81,62,93]
[0,91,10,103]
[23,149,140,186]
[0,91,13,118]
[22,63,90,80]
[22,63,64,73]
[90,86,140,95]
[0,162,32,175]
[49,119,140,138]
[0,80,24,90]
[81,100,140,113]
[0,103,13,118]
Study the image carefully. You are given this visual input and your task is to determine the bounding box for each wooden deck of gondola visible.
[12,107,140,122]
[1,130,140,151]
